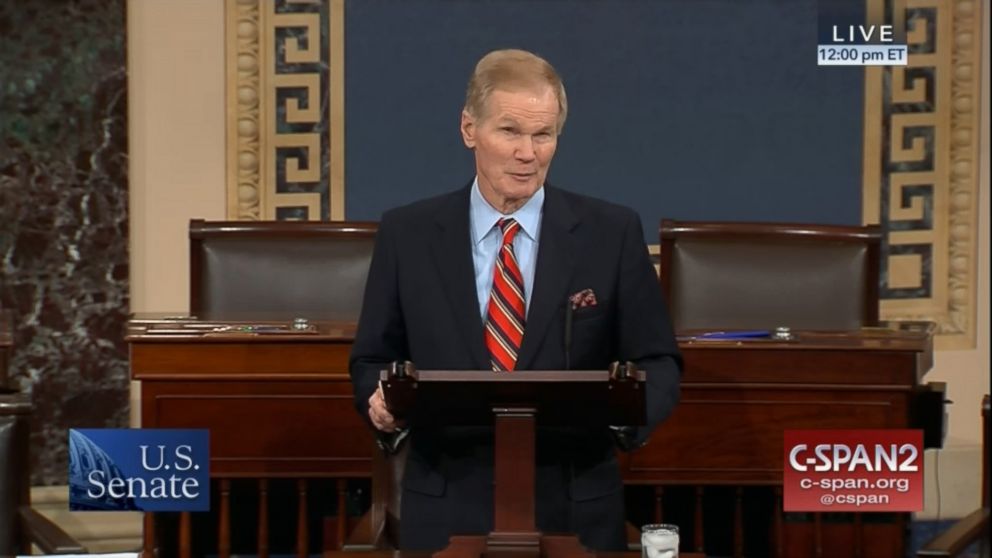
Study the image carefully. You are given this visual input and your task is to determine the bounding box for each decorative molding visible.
[226,0,263,220]
[226,0,344,221]
[863,0,982,349]
[329,0,345,219]
[267,6,323,220]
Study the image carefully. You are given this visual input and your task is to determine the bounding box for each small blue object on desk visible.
[696,330,772,340]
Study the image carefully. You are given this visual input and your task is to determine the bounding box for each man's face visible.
[460,86,559,212]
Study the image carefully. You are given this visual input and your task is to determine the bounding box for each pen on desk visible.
[695,330,772,340]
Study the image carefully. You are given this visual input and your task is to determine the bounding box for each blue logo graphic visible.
[69,429,209,512]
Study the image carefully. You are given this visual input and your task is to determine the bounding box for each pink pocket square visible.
[569,288,598,310]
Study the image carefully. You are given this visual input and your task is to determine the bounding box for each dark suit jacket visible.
[350,184,682,551]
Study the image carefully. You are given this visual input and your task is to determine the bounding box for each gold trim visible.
[274,13,320,64]
[943,0,982,348]
[267,7,321,219]
[863,0,982,349]
[330,0,345,220]
[273,133,321,183]
[227,0,341,221]
[274,73,321,122]
[226,0,263,220]
[272,192,321,219]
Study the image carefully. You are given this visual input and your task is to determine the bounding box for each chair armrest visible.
[916,507,990,557]
[18,506,88,555]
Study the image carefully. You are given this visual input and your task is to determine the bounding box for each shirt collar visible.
[470,177,544,245]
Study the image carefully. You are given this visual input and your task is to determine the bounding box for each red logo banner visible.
[783,429,923,512]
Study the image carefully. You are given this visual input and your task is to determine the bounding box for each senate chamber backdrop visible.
[0,0,987,552]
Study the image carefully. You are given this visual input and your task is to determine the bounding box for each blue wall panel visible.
[344,0,865,241]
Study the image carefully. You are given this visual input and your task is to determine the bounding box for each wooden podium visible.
[380,362,646,558]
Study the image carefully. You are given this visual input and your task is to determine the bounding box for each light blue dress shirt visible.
[469,178,544,320]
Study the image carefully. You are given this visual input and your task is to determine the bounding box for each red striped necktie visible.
[485,218,526,372]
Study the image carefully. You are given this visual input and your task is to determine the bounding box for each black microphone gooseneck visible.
[564,301,573,370]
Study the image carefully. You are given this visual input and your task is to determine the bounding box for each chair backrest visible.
[0,390,30,555]
[659,220,881,332]
[189,220,378,321]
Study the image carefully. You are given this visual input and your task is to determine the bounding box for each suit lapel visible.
[516,186,579,370]
[430,186,490,370]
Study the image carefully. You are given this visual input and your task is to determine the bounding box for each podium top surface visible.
[381,369,642,383]
[378,366,648,426]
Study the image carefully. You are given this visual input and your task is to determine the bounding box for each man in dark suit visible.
[349,48,682,552]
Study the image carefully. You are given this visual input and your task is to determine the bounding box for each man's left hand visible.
[368,384,406,432]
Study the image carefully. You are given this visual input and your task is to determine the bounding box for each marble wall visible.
[0,0,128,484]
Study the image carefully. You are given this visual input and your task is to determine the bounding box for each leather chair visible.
[1,389,87,555]
[658,219,881,331]
[189,219,378,321]
[917,394,990,558]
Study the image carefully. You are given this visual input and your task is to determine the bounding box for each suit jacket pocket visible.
[568,454,622,502]
[571,304,607,322]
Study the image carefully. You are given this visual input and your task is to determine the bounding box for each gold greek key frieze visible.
[863,0,982,348]
[226,0,345,221]
[272,13,320,64]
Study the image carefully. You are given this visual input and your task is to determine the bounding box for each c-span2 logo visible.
[783,429,923,512]
[69,429,209,512]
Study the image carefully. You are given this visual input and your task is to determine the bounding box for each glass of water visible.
[641,523,679,558]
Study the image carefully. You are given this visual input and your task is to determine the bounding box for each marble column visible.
[0,0,128,484]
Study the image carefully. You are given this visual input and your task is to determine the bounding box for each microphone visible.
[564,300,573,370]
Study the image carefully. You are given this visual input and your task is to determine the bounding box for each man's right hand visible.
[368,384,403,432]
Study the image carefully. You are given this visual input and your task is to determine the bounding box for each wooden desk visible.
[129,316,366,477]
[128,316,371,557]
[621,323,933,557]
[625,324,933,483]
[129,317,933,558]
